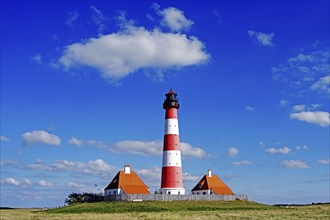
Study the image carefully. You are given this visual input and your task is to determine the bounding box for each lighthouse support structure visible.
[160,89,185,195]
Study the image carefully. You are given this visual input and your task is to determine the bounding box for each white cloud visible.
[26,159,51,171]
[112,140,161,156]
[37,180,52,188]
[59,22,208,82]
[1,178,20,186]
[27,159,117,177]
[1,178,32,186]
[66,11,79,27]
[22,130,61,146]
[231,160,254,165]
[158,7,194,32]
[111,140,208,158]
[180,142,209,158]
[22,179,32,186]
[0,135,10,142]
[311,75,330,93]
[32,53,42,64]
[280,160,310,169]
[212,9,223,24]
[311,104,322,109]
[265,147,291,154]
[0,160,19,166]
[245,106,255,111]
[90,5,106,33]
[292,104,306,112]
[279,99,289,107]
[290,111,330,127]
[272,49,330,95]
[227,147,239,157]
[68,137,84,147]
[295,145,309,151]
[69,181,85,188]
[248,30,274,47]
[183,172,200,182]
[317,159,330,164]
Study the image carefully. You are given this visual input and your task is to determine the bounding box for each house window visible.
[168,191,171,195]
[203,192,206,195]
[197,192,199,195]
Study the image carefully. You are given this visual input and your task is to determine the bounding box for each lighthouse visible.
[160,89,185,195]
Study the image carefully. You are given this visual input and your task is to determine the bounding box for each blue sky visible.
[1,0,329,207]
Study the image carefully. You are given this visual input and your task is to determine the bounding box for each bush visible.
[65,192,104,205]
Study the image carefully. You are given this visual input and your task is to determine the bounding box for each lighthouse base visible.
[159,188,185,195]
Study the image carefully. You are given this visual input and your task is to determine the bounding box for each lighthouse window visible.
[177,181,179,183]
[177,172,178,174]
[176,163,178,165]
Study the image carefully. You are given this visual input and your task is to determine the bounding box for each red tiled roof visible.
[191,174,234,195]
[104,170,150,194]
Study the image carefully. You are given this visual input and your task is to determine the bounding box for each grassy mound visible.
[47,200,276,214]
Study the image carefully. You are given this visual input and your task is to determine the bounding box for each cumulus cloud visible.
[290,111,330,127]
[245,106,255,111]
[248,30,274,47]
[68,137,84,147]
[37,180,52,188]
[231,160,254,166]
[265,147,291,154]
[0,160,19,166]
[1,178,20,186]
[59,13,208,82]
[32,54,42,64]
[112,140,208,158]
[1,178,32,186]
[157,6,194,32]
[317,159,330,164]
[112,140,161,156]
[22,130,61,146]
[27,158,117,177]
[311,75,330,93]
[69,181,85,188]
[183,172,200,182]
[227,147,239,157]
[292,104,306,112]
[295,145,309,151]
[66,11,79,27]
[280,160,310,169]
[180,142,209,158]
[279,99,289,107]
[272,49,329,96]
[0,135,10,142]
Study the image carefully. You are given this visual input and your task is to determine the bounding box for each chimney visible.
[124,164,131,174]
[208,169,212,177]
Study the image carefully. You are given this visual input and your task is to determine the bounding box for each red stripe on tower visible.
[160,89,185,195]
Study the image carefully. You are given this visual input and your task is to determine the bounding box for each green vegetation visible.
[1,201,329,220]
[64,193,103,205]
[47,200,272,214]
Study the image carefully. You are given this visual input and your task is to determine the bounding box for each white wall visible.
[104,188,122,196]
[192,190,212,195]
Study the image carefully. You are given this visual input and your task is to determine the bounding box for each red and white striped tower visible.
[160,89,185,195]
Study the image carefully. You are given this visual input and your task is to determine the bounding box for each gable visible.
[191,174,234,195]
[104,170,150,194]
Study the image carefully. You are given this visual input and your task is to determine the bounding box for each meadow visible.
[1,201,329,220]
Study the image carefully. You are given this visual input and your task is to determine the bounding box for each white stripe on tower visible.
[164,118,179,135]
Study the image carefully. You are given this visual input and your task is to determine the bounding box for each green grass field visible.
[1,201,329,220]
